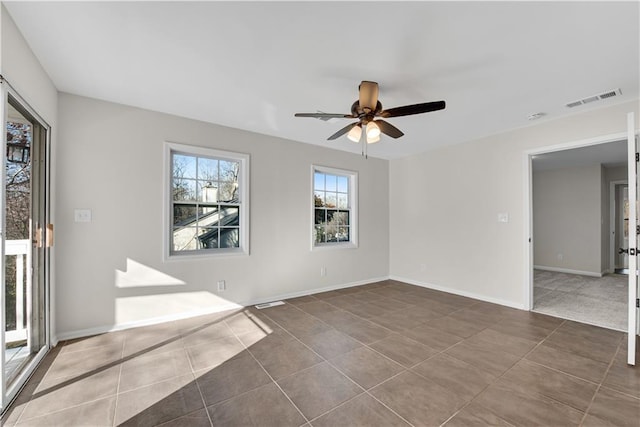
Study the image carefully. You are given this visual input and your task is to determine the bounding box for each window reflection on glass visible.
[220,228,240,248]
[624,199,629,239]
[171,151,241,252]
[313,169,352,246]
[221,206,240,226]
[337,193,348,209]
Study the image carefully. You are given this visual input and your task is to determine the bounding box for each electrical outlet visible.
[557,253,563,261]
[217,280,226,291]
[320,266,327,277]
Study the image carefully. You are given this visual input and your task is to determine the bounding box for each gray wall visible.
[533,164,602,275]
[56,93,390,337]
[1,5,59,336]
[390,101,639,308]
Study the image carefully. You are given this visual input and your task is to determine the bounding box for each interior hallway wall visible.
[533,164,602,276]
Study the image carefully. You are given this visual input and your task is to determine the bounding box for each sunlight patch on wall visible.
[116,258,185,288]
[115,291,241,324]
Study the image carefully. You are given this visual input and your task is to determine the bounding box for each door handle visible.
[33,227,43,248]
[619,247,639,256]
[46,224,54,247]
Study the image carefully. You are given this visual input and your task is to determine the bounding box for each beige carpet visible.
[533,269,628,331]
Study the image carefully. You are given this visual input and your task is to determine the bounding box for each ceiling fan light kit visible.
[366,121,381,140]
[294,81,446,157]
[347,124,362,143]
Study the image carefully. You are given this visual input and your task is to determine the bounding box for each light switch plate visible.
[74,209,92,223]
[498,212,509,223]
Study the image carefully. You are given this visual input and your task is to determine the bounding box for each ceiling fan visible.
[294,81,445,145]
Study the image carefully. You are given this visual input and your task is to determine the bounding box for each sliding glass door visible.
[0,79,51,410]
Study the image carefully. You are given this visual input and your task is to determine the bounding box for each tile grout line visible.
[266,284,518,425]
[184,336,215,427]
[110,336,126,427]
[11,344,123,425]
[438,318,570,427]
[229,322,311,426]
[578,336,626,426]
[259,302,416,427]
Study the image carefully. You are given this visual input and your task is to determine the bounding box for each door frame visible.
[610,180,628,273]
[0,77,52,410]
[523,131,631,311]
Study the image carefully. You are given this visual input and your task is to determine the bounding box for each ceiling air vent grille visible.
[566,88,622,108]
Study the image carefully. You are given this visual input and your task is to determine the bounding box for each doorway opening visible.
[527,137,629,331]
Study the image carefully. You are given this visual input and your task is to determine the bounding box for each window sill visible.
[311,242,358,251]
[164,248,248,262]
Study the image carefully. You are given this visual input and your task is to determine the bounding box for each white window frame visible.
[164,142,249,260]
[311,165,358,251]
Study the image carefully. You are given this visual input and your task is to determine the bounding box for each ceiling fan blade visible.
[359,81,379,112]
[376,120,404,139]
[328,122,358,140]
[294,112,354,119]
[381,101,446,118]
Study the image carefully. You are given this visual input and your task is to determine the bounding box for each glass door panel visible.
[1,90,49,407]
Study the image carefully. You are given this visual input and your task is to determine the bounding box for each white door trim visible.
[627,112,637,366]
[523,131,629,310]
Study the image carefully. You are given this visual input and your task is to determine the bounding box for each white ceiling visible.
[4,1,639,159]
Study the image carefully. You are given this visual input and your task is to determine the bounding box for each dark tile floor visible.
[1,280,639,426]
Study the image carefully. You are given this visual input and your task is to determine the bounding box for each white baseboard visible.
[55,276,389,341]
[240,276,389,308]
[533,265,603,278]
[56,275,530,342]
[56,302,243,341]
[389,275,526,310]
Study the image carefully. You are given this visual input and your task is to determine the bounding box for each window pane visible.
[169,147,247,256]
[325,225,337,242]
[333,211,349,226]
[314,172,325,191]
[326,211,338,241]
[337,193,348,209]
[198,181,218,202]
[218,182,237,202]
[173,227,198,251]
[325,193,337,208]
[173,204,197,226]
[326,174,337,191]
[220,160,239,182]
[312,166,355,248]
[337,226,350,242]
[198,157,218,181]
[173,178,196,201]
[337,176,348,193]
[198,227,218,249]
[173,154,196,179]
[220,228,240,248]
[196,206,219,227]
[220,206,240,226]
